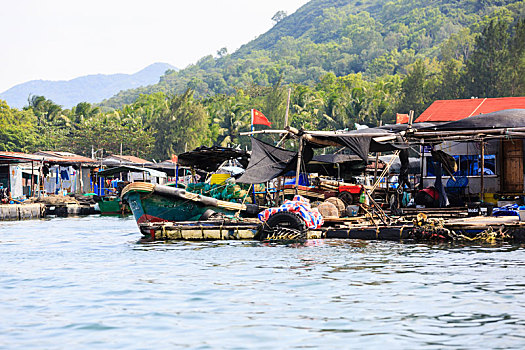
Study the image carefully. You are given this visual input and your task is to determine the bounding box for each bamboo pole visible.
[240,129,288,136]
[412,127,525,138]
[241,128,399,138]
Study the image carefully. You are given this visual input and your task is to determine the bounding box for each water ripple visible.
[0,216,524,349]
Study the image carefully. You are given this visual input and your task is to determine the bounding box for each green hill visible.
[100,0,525,109]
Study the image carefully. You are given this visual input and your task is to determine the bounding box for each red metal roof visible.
[415,97,525,122]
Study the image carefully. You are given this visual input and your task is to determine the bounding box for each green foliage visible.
[398,58,441,115]
[0,100,36,152]
[463,19,512,97]
[68,111,154,158]
[149,89,211,159]
[99,0,525,109]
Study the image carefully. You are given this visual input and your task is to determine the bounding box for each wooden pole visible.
[374,153,379,185]
[37,162,42,198]
[78,162,84,193]
[419,142,425,190]
[30,160,34,197]
[281,176,285,203]
[480,139,485,201]
[294,136,304,194]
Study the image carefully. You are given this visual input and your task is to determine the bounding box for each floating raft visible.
[138,216,525,242]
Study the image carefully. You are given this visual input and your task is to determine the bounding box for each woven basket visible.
[325,197,346,216]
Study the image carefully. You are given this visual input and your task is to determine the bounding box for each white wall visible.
[9,164,23,198]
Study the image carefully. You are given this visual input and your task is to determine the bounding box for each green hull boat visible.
[96,196,130,215]
[121,182,259,224]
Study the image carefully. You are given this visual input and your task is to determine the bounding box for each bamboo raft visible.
[137,215,525,243]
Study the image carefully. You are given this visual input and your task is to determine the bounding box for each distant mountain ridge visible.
[0,62,177,109]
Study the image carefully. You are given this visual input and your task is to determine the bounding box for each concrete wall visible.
[0,204,44,220]
[80,168,92,193]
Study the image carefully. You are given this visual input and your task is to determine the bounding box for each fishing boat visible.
[94,165,168,215]
[121,182,259,224]
[95,195,128,215]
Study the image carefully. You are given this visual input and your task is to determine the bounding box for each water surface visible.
[1,216,524,349]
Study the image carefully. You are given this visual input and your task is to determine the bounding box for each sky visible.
[0,0,309,93]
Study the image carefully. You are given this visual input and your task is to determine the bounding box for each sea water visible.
[0,216,524,349]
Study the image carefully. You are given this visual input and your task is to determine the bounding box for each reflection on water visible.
[1,216,524,349]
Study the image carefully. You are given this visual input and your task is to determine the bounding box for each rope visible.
[235,184,253,217]
[369,150,400,194]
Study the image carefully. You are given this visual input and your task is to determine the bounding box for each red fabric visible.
[422,187,439,200]
[415,97,525,122]
[252,109,272,126]
[396,113,409,124]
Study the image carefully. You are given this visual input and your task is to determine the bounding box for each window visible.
[426,155,496,177]
[479,154,496,175]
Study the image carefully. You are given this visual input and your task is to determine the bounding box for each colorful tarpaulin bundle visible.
[258,195,324,229]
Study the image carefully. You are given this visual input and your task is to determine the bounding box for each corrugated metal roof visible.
[105,155,149,164]
[0,151,44,162]
[34,151,96,163]
[415,97,525,122]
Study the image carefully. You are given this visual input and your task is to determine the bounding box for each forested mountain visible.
[0,63,176,109]
[101,0,525,108]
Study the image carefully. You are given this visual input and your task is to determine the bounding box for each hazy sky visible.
[0,0,309,92]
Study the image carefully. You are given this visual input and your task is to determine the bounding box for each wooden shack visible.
[415,97,525,200]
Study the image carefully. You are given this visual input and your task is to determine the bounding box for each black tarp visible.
[325,135,371,161]
[307,154,366,178]
[236,138,313,184]
[237,137,373,184]
[312,126,411,161]
[422,109,525,131]
[178,146,249,172]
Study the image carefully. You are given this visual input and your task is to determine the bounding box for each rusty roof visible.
[0,151,44,162]
[105,154,149,164]
[34,151,96,163]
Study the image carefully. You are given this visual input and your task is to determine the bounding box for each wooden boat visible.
[121,182,259,224]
